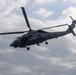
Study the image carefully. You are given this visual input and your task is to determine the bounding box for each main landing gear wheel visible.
[45,41,48,45]
[37,43,40,46]
[26,46,30,50]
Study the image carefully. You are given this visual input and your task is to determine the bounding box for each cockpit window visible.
[15,37,19,41]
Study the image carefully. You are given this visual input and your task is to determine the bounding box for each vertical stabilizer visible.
[66,16,76,36]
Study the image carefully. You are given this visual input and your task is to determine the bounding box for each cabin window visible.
[21,37,28,42]
[38,34,41,36]
[28,35,32,38]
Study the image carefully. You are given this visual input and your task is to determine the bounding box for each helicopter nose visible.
[10,42,17,48]
[10,43,13,46]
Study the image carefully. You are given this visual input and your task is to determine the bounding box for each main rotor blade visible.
[21,7,32,31]
[0,31,28,35]
[39,24,68,30]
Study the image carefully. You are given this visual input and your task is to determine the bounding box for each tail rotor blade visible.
[21,7,32,31]
[70,16,73,20]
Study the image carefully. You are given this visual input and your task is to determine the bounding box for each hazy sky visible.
[0,0,76,75]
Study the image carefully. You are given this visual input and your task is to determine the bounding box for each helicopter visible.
[0,7,76,50]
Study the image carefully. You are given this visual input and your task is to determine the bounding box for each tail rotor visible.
[70,16,76,24]
[67,16,76,36]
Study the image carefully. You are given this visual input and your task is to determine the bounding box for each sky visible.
[0,0,76,75]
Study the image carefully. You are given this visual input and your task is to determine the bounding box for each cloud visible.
[35,8,54,18]
[62,7,76,18]
[0,14,26,32]
[0,0,6,10]
[0,0,28,17]
[44,6,76,28]
[34,0,56,4]
[14,66,31,73]
[63,0,76,3]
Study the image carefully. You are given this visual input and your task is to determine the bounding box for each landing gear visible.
[26,46,30,50]
[14,46,17,48]
[37,43,40,46]
[45,41,48,45]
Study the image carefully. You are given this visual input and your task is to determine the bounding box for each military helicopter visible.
[0,7,76,50]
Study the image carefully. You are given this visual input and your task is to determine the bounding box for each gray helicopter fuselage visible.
[10,30,69,48]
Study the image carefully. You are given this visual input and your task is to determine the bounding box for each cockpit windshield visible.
[15,37,19,41]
